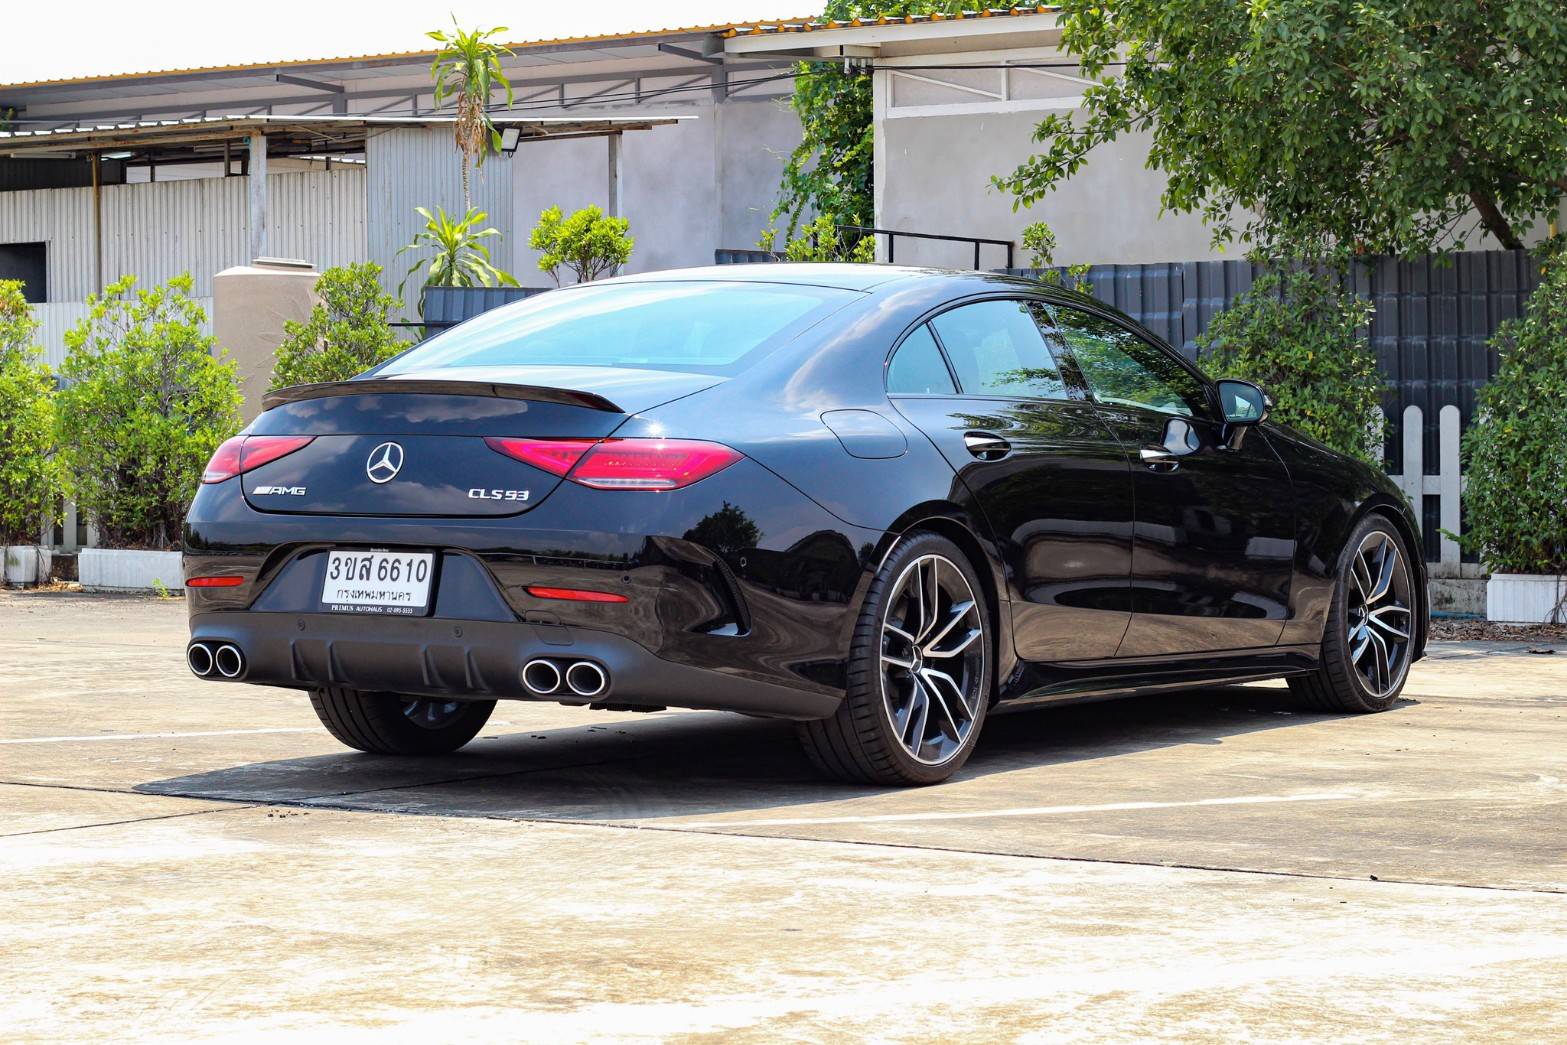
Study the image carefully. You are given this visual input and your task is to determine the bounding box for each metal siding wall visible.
[3,170,365,362]
[367,128,515,318]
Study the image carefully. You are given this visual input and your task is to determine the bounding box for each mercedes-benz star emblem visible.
[366,441,405,484]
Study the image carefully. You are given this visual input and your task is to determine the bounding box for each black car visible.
[183,265,1427,785]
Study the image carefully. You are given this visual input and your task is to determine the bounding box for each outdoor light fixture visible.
[103,151,133,160]
[499,126,522,154]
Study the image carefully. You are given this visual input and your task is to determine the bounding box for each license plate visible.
[321,551,434,615]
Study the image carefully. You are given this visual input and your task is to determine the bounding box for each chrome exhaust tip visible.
[213,643,245,679]
[565,660,608,698]
[522,658,563,695]
[186,642,214,677]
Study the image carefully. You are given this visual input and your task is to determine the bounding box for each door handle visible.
[1139,446,1179,472]
[964,432,1011,461]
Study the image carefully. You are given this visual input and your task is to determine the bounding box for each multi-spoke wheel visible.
[798,531,991,785]
[309,687,495,754]
[1290,515,1418,712]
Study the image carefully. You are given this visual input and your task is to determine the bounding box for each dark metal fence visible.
[1008,249,1542,476]
[419,285,551,332]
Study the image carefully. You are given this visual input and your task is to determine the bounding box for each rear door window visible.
[929,299,1070,400]
[886,324,957,394]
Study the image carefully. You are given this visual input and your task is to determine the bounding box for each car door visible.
[1044,303,1295,657]
[886,298,1134,662]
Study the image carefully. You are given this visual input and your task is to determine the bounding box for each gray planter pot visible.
[3,545,52,587]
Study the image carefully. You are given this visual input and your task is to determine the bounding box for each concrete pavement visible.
[2,589,1564,1041]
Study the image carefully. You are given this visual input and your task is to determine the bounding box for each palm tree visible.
[396,206,519,313]
[427,20,515,211]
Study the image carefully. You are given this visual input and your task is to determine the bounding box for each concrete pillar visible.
[213,258,318,422]
[248,134,268,261]
[607,132,622,218]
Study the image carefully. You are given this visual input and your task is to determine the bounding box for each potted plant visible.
[270,263,405,389]
[1461,243,1567,623]
[0,279,60,586]
[55,274,242,591]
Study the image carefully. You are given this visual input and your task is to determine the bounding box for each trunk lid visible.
[242,366,723,517]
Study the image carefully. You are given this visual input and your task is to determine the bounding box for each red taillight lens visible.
[486,437,742,491]
[484,437,596,476]
[202,435,315,484]
[186,575,245,588]
[525,586,629,603]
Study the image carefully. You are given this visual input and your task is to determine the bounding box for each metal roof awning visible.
[0,113,689,159]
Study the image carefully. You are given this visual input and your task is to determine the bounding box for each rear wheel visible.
[1289,514,1417,713]
[308,687,495,755]
[798,532,991,786]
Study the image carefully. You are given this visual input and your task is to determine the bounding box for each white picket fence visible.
[1380,403,1464,574]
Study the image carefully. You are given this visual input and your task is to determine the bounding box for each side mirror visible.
[1216,379,1270,425]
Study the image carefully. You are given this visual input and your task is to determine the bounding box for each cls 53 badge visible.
[468,488,530,502]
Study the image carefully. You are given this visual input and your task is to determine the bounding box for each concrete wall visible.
[514,96,801,286]
[872,51,1558,269]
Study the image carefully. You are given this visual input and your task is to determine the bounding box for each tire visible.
[308,687,496,755]
[1289,513,1417,713]
[798,531,992,786]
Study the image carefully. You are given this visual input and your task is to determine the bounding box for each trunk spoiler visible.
[262,378,623,414]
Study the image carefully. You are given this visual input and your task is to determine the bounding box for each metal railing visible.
[716,226,1017,269]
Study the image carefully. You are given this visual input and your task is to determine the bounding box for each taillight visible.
[525,586,629,603]
[202,435,315,484]
[186,576,245,588]
[486,437,742,491]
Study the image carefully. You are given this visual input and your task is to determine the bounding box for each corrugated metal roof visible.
[721,7,1060,37]
[0,17,818,91]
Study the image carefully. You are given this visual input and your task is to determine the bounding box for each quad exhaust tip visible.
[522,658,609,698]
[565,660,608,698]
[214,644,245,679]
[522,658,563,696]
[186,642,214,677]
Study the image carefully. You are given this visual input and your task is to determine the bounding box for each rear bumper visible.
[187,609,841,720]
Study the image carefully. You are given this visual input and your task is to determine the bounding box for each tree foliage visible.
[0,281,60,546]
[398,206,519,312]
[270,264,404,390]
[1460,242,1567,576]
[1196,266,1384,463]
[529,205,634,285]
[769,1,1028,242]
[995,0,1567,255]
[428,19,514,212]
[56,275,242,550]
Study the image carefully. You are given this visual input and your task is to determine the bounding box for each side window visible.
[1051,305,1207,417]
[886,324,957,395]
[929,299,1069,399]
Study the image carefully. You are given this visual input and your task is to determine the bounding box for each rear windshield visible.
[379,280,859,377]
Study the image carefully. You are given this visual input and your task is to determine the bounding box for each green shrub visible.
[1459,244,1567,575]
[56,274,242,550]
[1020,220,1092,293]
[1196,267,1383,463]
[530,205,634,284]
[759,216,874,263]
[0,281,60,546]
[270,264,405,390]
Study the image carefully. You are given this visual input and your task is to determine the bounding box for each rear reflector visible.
[525,586,629,603]
[202,435,316,484]
[186,576,245,588]
[486,437,742,491]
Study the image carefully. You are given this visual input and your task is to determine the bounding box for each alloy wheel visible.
[1346,530,1414,699]
[879,553,986,765]
[401,698,466,730]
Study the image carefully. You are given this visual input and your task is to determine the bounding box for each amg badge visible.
[252,485,307,496]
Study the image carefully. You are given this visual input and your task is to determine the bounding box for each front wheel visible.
[1289,514,1417,713]
[309,687,495,755]
[798,532,991,786]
